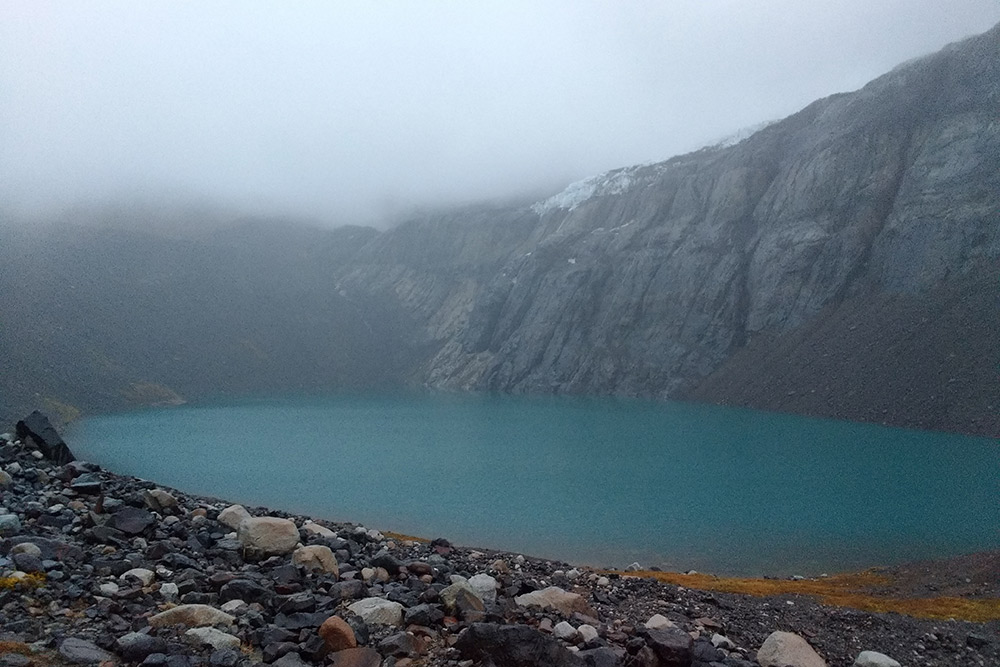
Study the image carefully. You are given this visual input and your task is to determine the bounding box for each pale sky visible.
[2,1,999,226]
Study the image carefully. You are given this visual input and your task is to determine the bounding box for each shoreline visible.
[2,428,1000,666]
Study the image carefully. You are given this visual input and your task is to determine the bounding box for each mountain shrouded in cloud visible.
[2,1,1000,225]
[2,22,998,438]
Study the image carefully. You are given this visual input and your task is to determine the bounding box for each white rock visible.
[645,614,675,630]
[758,631,827,667]
[237,516,299,557]
[185,627,241,651]
[160,582,179,601]
[291,545,339,575]
[122,567,155,586]
[468,573,498,604]
[515,586,593,616]
[303,520,336,538]
[347,597,404,626]
[854,651,901,667]
[217,504,251,530]
[596,576,610,587]
[10,543,42,558]
[5,462,21,475]
[566,568,581,580]
[149,604,235,628]
[99,582,119,597]
[361,568,375,582]
[626,562,643,571]
[366,529,383,540]
[553,621,578,642]
[221,599,247,613]
[712,633,736,650]
[578,624,599,643]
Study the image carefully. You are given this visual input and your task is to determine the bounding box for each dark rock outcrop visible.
[15,410,75,464]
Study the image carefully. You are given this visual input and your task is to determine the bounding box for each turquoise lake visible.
[70,393,1000,576]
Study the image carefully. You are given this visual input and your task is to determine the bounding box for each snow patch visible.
[532,164,667,215]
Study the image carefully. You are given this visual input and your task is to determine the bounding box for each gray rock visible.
[0,514,21,536]
[110,507,156,535]
[455,623,585,667]
[758,631,826,667]
[58,637,115,664]
[854,651,901,667]
[346,597,404,626]
[117,632,169,662]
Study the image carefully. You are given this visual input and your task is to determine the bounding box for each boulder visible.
[854,651,901,667]
[237,516,299,557]
[303,520,336,538]
[217,504,251,530]
[514,586,595,617]
[16,411,75,464]
[455,623,585,667]
[642,626,693,666]
[347,597,404,626]
[0,470,12,487]
[758,631,827,667]
[468,573,498,604]
[116,632,168,662]
[318,615,357,653]
[645,613,676,630]
[0,514,22,536]
[57,637,115,664]
[149,604,235,628]
[292,544,339,575]
[110,507,156,535]
[185,627,241,651]
[554,621,578,642]
[144,489,178,512]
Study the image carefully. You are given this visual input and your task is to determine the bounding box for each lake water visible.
[70,393,1000,576]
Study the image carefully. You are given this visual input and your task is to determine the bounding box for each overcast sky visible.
[2,1,999,226]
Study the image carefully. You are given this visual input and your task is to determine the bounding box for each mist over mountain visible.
[2,22,998,437]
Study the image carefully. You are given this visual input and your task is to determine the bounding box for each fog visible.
[2,1,999,227]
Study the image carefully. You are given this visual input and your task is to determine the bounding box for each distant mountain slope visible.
[337,22,1000,436]
[0,221,418,425]
[2,23,997,437]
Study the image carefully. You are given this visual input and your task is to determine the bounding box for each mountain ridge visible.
[2,23,997,436]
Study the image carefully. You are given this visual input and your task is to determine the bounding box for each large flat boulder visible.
[16,411,75,464]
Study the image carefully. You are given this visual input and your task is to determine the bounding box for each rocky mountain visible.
[2,23,997,436]
[336,23,1000,437]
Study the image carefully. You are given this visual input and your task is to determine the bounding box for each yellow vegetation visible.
[0,571,46,590]
[618,570,1000,622]
[384,531,430,544]
[0,640,32,655]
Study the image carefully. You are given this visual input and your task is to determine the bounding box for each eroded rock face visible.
[333,23,1000,437]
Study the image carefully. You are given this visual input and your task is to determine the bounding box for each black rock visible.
[345,615,370,646]
[370,550,403,575]
[330,579,367,601]
[404,603,444,627]
[117,632,170,662]
[578,646,625,667]
[140,653,168,667]
[692,639,723,663]
[209,650,242,667]
[276,593,316,614]
[298,635,327,663]
[220,579,272,605]
[274,611,328,630]
[89,525,128,547]
[110,507,157,535]
[261,642,297,663]
[455,623,585,667]
[71,473,103,495]
[639,626,693,667]
[16,411,75,464]
[1,536,84,561]
[12,553,44,573]
[968,633,991,649]
[261,627,297,646]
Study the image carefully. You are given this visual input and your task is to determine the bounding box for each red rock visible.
[318,615,357,653]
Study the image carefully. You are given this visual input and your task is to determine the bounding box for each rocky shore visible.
[1,417,997,667]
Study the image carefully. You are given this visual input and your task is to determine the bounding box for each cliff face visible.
[338,24,1000,435]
